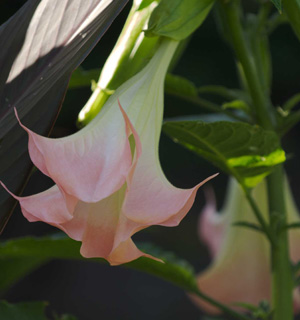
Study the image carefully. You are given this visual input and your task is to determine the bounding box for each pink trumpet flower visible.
[191,178,300,313]
[2,39,216,265]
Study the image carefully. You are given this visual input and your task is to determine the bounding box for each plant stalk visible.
[266,166,293,320]
[220,0,274,129]
[220,1,294,318]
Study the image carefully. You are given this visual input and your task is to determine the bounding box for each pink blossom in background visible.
[191,178,300,313]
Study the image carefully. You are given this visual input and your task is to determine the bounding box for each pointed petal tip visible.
[14,107,30,133]
[107,252,164,266]
[0,180,19,200]
[205,172,219,183]
[194,172,219,192]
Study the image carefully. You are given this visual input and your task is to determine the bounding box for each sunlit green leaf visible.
[163,121,285,188]
[0,0,128,232]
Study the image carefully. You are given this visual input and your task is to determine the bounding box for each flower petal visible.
[191,243,271,314]
[191,180,271,313]
[79,185,127,259]
[73,184,158,265]
[15,104,134,203]
[0,182,74,224]
[123,108,218,225]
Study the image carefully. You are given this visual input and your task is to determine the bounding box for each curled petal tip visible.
[209,172,219,180]
[194,173,219,195]
[196,173,219,189]
[0,181,19,200]
[14,107,29,133]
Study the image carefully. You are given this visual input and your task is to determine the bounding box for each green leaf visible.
[127,243,198,292]
[163,121,285,188]
[0,300,78,320]
[55,315,78,320]
[0,0,128,232]
[0,235,199,294]
[270,0,282,12]
[198,85,250,102]
[222,100,251,115]
[0,301,48,320]
[165,74,198,98]
[145,0,215,40]
[0,257,48,293]
[282,0,300,40]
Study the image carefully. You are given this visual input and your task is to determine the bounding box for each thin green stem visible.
[193,290,251,320]
[221,0,274,129]
[198,85,240,100]
[278,109,300,136]
[283,93,300,112]
[167,91,250,123]
[220,1,294,319]
[244,189,275,245]
[257,2,272,29]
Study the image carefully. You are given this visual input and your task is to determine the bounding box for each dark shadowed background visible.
[1,0,300,319]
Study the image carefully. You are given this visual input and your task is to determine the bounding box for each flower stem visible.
[267,166,293,320]
[219,0,274,130]
[220,0,294,318]
[166,90,250,123]
[244,189,275,245]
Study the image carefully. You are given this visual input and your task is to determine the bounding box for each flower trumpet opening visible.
[3,39,217,265]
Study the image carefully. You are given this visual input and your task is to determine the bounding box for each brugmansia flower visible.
[2,39,215,265]
[191,179,300,313]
